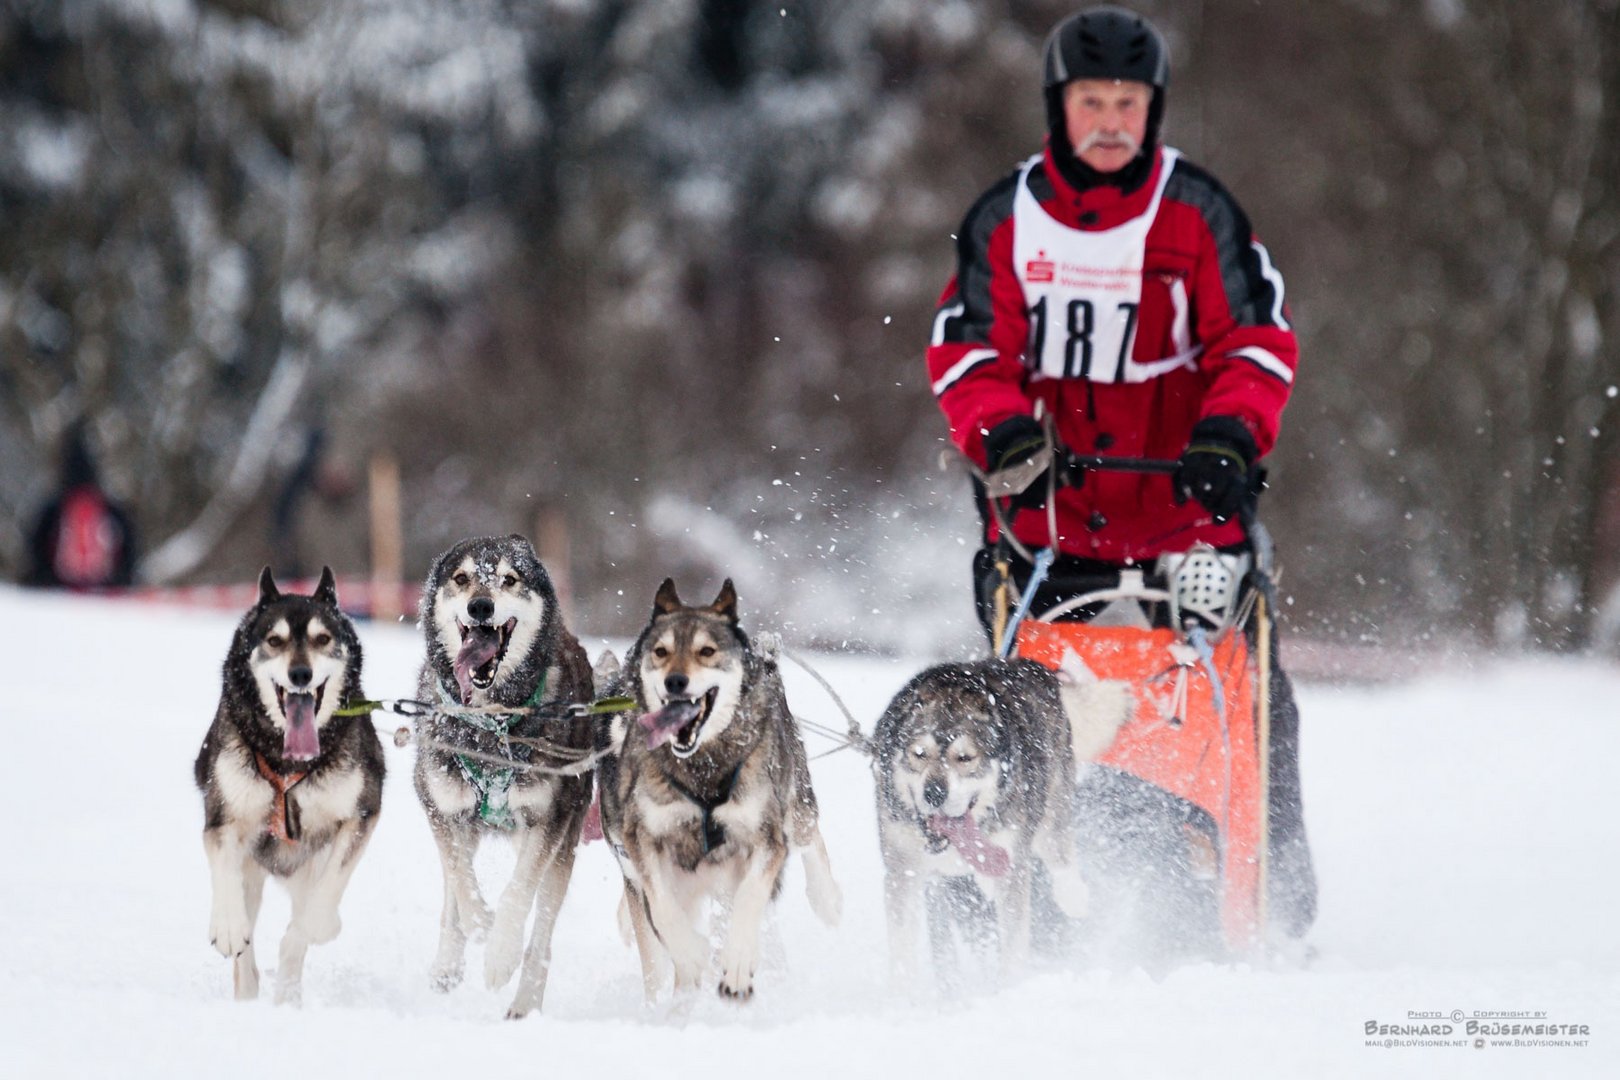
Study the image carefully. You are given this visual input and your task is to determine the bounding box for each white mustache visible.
[1078,129,1141,156]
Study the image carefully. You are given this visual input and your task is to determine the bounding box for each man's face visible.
[1062,78,1153,174]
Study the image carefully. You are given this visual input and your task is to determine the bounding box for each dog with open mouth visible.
[411,534,594,1019]
[596,578,841,1003]
[194,567,384,1004]
[873,655,1130,983]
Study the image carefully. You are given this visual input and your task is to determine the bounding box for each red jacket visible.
[928,143,1297,563]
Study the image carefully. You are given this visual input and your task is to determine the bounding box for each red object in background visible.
[52,485,123,587]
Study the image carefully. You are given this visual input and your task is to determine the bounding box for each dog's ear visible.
[710,578,738,622]
[653,578,682,615]
[257,566,280,605]
[313,566,338,607]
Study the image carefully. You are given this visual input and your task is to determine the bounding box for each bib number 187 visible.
[1029,297,1139,379]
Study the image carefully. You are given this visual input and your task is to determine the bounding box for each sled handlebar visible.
[980,438,1270,566]
[1051,449,1269,553]
[981,449,1179,501]
[1057,452,1179,478]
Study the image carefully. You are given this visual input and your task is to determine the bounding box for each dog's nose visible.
[467,596,495,622]
[923,778,948,809]
[664,673,689,697]
[288,664,313,689]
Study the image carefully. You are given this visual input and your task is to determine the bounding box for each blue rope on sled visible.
[1185,622,1226,716]
[998,547,1054,659]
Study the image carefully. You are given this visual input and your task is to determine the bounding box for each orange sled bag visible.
[1016,604,1267,952]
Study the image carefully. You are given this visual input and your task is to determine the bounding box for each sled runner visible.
[986,448,1279,954]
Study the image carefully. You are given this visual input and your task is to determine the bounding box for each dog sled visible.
[983,445,1283,956]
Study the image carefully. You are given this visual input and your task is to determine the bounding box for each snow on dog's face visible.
[426,537,549,706]
[893,687,1005,826]
[636,579,746,760]
[246,567,355,762]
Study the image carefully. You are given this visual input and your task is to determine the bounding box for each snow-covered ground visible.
[3,584,1615,1078]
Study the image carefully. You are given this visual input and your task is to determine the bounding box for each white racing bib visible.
[1012,148,1200,383]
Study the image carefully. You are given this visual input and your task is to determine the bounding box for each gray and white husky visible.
[597,579,841,1002]
[412,534,594,1019]
[194,567,384,1004]
[873,655,1132,981]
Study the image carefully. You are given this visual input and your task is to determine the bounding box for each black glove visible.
[981,415,1049,511]
[1174,416,1258,524]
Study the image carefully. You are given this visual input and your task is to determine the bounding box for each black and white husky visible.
[194,567,384,1004]
[873,654,1132,981]
[598,579,841,1002]
[412,534,594,1019]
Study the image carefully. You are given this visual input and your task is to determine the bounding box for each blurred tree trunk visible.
[1474,0,1620,647]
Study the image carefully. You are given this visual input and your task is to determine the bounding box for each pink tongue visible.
[929,813,1011,877]
[453,628,503,704]
[282,693,321,760]
[638,699,702,749]
[579,797,604,845]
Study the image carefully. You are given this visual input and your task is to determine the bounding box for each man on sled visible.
[925,5,1315,940]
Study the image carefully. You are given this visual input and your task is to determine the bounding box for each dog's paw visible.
[504,976,550,1021]
[716,940,759,1002]
[428,961,464,993]
[209,902,253,958]
[483,923,524,990]
[273,976,303,1007]
[659,985,700,1023]
[717,973,755,1001]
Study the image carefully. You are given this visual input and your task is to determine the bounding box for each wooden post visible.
[369,451,403,623]
[536,503,572,622]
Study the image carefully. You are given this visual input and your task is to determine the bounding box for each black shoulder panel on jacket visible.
[1026,159,1057,203]
[945,166,1024,344]
[1163,157,1285,329]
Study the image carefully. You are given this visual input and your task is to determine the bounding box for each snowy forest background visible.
[2,0,1618,654]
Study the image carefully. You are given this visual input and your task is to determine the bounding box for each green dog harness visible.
[452,676,547,829]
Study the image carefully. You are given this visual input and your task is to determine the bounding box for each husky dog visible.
[194,567,384,1004]
[598,579,841,1002]
[873,654,1131,980]
[412,534,593,1019]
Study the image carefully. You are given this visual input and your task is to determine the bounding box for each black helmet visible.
[1041,6,1169,191]
[1042,6,1169,93]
